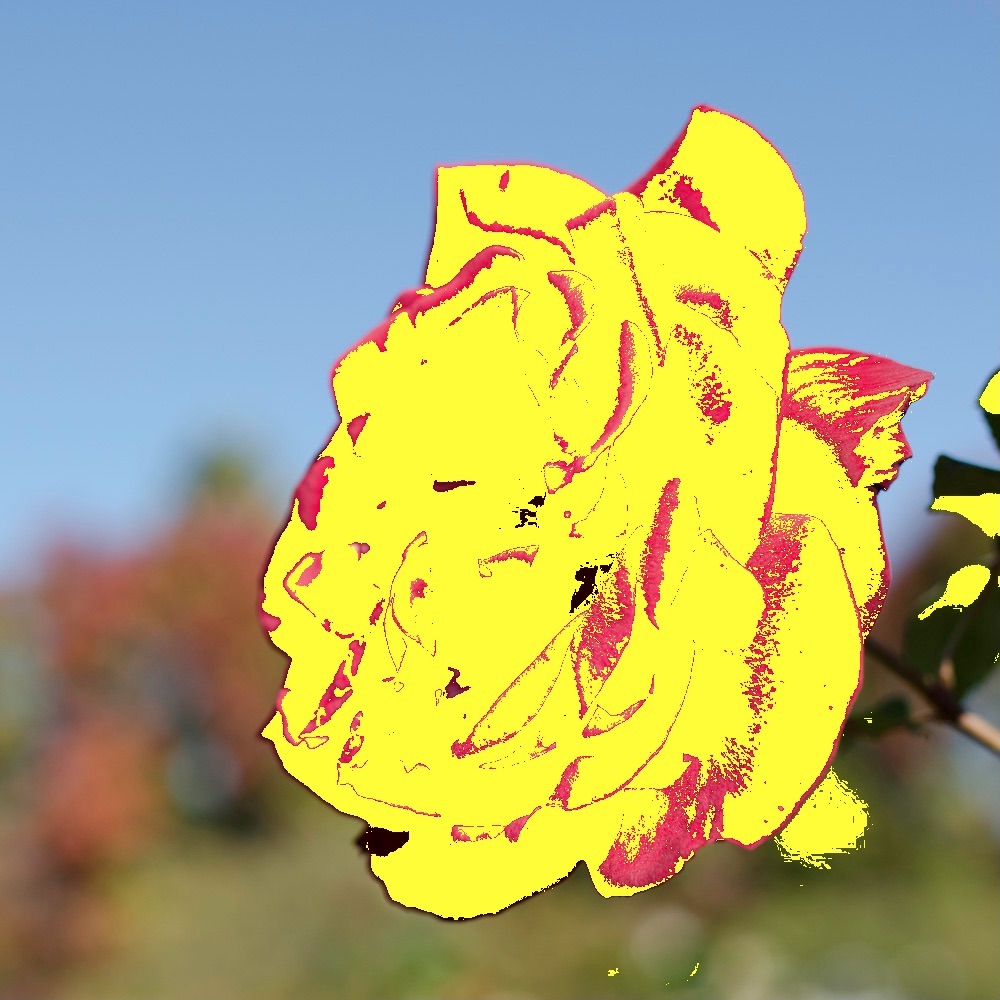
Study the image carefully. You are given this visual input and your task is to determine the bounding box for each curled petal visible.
[783,350,932,490]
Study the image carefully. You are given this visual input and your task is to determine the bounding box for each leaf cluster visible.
[851,369,1000,743]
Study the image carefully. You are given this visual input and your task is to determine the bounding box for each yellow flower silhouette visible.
[261,108,930,917]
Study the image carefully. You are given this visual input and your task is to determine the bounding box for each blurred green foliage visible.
[904,576,1000,698]
[851,368,1000,743]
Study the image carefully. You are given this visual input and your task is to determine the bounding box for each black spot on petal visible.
[570,566,599,612]
[569,558,614,613]
[356,826,410,857]
[434,479,476,492]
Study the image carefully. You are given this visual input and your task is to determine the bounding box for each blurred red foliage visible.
[0,453,289,997]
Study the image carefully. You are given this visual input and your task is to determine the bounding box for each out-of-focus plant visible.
[0,448,287,997]
[852,369,1000,758]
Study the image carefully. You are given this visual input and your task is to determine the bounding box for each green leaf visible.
[932,455,1000,502]
[843,696,915,743]
[984,412,1000,454]
[903,570,1000,697]
[981,367,1000,452]
[951,574,1000,697]
[903,579,964,678]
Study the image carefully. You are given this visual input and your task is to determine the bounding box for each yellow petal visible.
[775,768,868,869]
[425,163,604,288]
[771,417,887,634]
[719,513,861,848]
[784,350,932,490]
[632,106,806,291]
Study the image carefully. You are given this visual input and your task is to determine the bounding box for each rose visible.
[260,107,930,918]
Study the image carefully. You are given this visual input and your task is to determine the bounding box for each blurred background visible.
[1,2,997,998]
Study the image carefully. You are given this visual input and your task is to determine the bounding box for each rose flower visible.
[260,107,930,918]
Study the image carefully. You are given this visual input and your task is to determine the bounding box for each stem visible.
[864,636,1000,760]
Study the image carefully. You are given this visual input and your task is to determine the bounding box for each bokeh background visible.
[1,2,998,998]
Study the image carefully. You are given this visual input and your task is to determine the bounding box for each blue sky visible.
[2,0,997,583]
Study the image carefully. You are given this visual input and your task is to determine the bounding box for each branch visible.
[864,636,1000,760]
